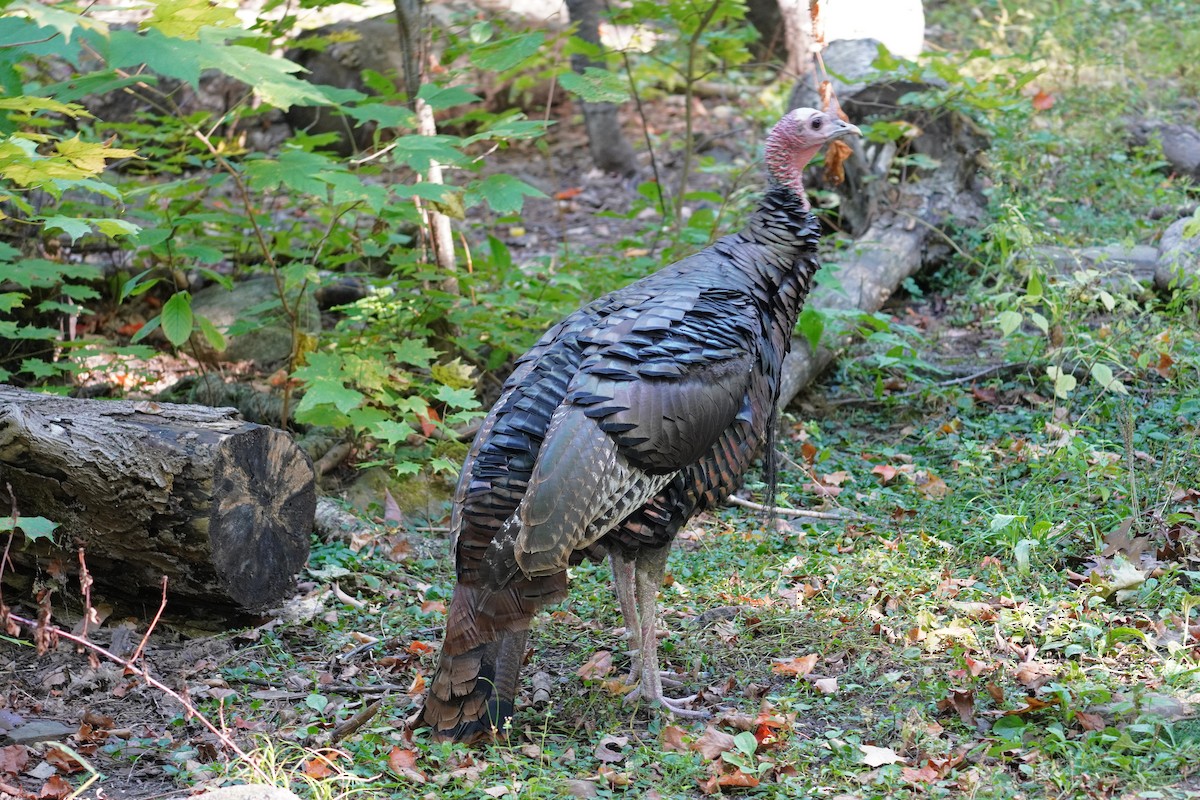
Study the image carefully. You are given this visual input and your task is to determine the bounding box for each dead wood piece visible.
[0,386,315,613]
[778,71,989,410]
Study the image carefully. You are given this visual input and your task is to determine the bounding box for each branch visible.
[724,494,867,521]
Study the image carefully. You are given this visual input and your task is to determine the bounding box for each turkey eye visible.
[812,118,823,129]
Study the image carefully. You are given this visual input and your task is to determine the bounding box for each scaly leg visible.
[622,545,706,718]
[611,550,683,689]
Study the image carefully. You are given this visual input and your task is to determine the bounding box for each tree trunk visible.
[565,0,638,177]
[0,387,315,614]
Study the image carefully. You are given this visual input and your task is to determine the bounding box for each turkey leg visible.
[610,550,684,690]
[621,545,707,717]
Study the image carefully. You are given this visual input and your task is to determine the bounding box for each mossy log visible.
[0,386,315,613]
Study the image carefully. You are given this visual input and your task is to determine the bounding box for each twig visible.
[128,576,168,666]
[724,494,861,521]
[330,698,384,744]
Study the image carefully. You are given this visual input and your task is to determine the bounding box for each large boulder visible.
[1155,216,1200,291]
[189,276,321,366]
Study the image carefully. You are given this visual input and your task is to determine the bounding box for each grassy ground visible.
[174,1,1200,798]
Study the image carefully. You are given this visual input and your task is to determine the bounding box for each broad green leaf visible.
[392,338,439,368]
[196,315,227,352]
[3,0,107,43]
[989,514,1021,532]
[1046,365,1076,398]
[108,28,331,110]
[558,68,630,103]
[465,116,550,143]
[394,183,457,203]
[1026,271,1043,299]
[996,309,1022,336]
[20,358,62,379]
[372,419,419,445]
[1098,290,1115,311]
[1028,311,1049,334]
[1013,537,1033,575]
[433,385,478,410]
[0,292,25,313]
[41,215,90,242]
[431,357,476,390]
[55,136,138,173]
[323,171,387,211]
[161,292,194,346]
[343,102,416,129]
[120,270,160,302]
[465,173,546,215]
[1090,362,1128,394]
[418,84,482,110]
[471,31,545,73]
[143,0,240,39]
[178,243,224,264]
[245,149,342,195]
[94,218,140,238]
[796,307,823,351]
[0,96,90,117]
[295,379,365,416]
[130,315,161,343]
[390,134,467,171]
[0,515,59,542]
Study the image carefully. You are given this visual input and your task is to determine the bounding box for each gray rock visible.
[1028,244,1160,285]
[1126,118,1200,179]
[1154,216,1200,291]
[1,719,76,745]
[189,276,320,366]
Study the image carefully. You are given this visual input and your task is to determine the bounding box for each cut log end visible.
[0,387,316,615]
[210,426,316,611]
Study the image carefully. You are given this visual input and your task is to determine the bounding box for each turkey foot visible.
[612,548,708,718]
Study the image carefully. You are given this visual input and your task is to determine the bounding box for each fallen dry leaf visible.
[39,774,72,800]
[772,654,818,677]
[810,677,838,695]
[661,725,689,752]
[859,744,906,767]
[692,726,737,760]
[0,744,29,776]
[1013,659,1056,691]
[1076,711,1106,731]
[872,464,899,484]
[577,650,614,680]
[563,778,599,798]
[388,746,426,783]
[594,734,629,764]
[915,472,950,498]
[901,764,940,784]
[938,688,977,727]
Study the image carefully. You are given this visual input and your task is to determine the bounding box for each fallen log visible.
[0,386,315,614]
[779,44,989,408]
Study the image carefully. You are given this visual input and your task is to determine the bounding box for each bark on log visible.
[0,387,315,614]
[778,70,990,408]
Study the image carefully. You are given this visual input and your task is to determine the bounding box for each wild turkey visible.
[420,108,860,742]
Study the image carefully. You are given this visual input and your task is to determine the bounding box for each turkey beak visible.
[828,119,861,141]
